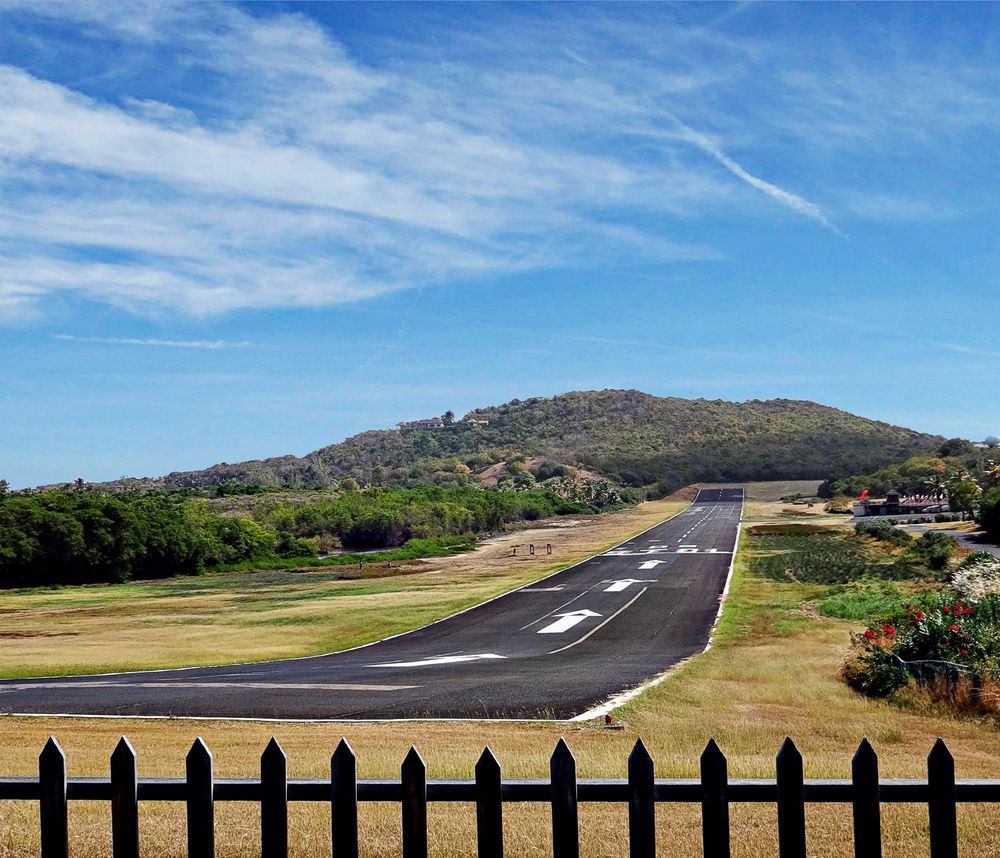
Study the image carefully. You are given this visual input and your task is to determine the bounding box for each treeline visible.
[245,485,588,549]
[819,439,992,498]
[0,485,590,589]
[0,490,279,588]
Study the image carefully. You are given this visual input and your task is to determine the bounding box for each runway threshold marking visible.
[369,653,507,668]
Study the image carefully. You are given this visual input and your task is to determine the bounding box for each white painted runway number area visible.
[0,487,744,720]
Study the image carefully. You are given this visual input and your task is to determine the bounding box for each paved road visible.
[898,524,1000,559]
[0,489,743,720]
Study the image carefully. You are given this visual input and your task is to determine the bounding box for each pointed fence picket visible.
[0,735,993,856]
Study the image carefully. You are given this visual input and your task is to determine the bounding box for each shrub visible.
[855,518,912,546]
[980,487,1000,540]
[843,637,910,697]
[908,532,956,571]
[824,496,854,514]
[951,553,1000,599]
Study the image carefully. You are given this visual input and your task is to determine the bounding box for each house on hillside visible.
[464,417,490,427]
[397,417,445,430]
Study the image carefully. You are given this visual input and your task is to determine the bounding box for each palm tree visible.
[924,474,947,501]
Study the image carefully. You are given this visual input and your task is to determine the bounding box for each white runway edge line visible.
[568,501,743,723]
[3,501,695,722]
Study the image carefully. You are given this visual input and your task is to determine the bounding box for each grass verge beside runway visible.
[0,500,688,678]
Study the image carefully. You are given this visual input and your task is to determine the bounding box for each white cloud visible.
[1,4,995,318]
[667,122,835,230]
[51,334,251,349]
[938,342,1000,361]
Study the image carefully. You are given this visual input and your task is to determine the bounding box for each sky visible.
[2,1,999,488]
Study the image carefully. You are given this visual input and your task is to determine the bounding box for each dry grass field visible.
[3,490,1000,856]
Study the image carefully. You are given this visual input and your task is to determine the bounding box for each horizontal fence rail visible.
[0,736,992,857]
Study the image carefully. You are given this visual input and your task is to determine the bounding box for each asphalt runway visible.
[0,488,743,720]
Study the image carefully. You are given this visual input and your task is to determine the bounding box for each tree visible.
[925,474,948,501]
[441,410,455,426]
[948,474,982,520]
[0,479,8,496]
[980,487,1000,540]
[986,436,1000,448]
[938,438,978,458]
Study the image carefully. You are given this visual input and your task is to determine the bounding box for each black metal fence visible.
[0,734,989,858]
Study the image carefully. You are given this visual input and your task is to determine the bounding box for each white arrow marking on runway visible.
[538,609,602,634]
[604,578,653,592]
[638,560,666,570]
[370,653,507,668]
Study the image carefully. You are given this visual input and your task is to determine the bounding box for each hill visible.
[158,390,942,496]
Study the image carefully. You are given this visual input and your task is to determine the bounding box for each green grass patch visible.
[814,579,915,620]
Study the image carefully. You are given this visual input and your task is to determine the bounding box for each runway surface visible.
[0,488,743,720]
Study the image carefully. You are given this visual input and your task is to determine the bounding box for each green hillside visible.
[160,390,941,496]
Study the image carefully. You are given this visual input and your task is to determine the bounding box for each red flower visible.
[883,625,896,635]
[948,624,962,632]
[864,630,875,638]
[961,649,969,655]
[915,611,925,620]
[944,606,952,613]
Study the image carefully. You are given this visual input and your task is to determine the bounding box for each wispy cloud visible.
[1,3,997,319]
[667,121,835,230]
[51,334,251,349]
[937,342,1000,361]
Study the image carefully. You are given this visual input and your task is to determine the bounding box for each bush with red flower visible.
[844,592,1000,697]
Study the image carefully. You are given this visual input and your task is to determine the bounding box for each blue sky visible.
[2,2,999,487]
